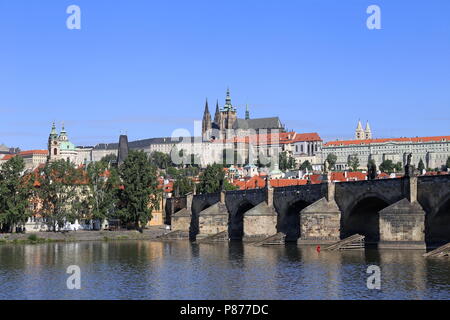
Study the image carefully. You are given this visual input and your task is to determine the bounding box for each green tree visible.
[184,165,200,177]
[85,160,120,221]
[299,160,313,172]
[394,162,403,173]
[223,179,239,191]
[417,159,425,173]
[36,160,84,232]
[198,163,225,194]
[173,176,194,196]
[149,151,172,169]
[165,166,181,179]
[100,154,118,165]
[326,153,337,171]
[279,151,296,171]
[117,150,160,232]
[347,154,360,171]
[379,159,395,174]
[0,156,32,233]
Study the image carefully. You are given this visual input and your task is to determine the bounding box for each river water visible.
[0,240,449,300]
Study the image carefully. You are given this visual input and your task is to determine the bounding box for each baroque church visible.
[202,89,285,141]
[47,122,80,163]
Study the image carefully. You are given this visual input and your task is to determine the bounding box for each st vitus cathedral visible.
[201,88,285,141]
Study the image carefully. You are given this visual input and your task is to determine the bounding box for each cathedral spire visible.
[214,99,221,124]
[224,87,233,111]
[202,98,212,140]
[203,98,210,116]
[245,104,250,120]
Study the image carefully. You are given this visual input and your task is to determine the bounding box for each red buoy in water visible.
[316,245,321,253]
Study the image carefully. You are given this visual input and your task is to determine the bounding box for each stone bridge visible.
[166,174,450,248]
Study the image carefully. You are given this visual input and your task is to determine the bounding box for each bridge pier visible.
[379,177,426,249]
[171,193,193,233]
[299,181,341,244]
[243,186,277,241]
[196,191,229,240]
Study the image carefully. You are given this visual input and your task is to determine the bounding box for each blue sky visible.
[1,0,449,150]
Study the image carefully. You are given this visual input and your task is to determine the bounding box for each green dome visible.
[60,141,76,151]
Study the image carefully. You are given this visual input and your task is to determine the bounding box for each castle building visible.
[202,89,285,140]
[321,135,450,171]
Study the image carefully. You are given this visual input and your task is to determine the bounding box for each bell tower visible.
[48,122,60,162]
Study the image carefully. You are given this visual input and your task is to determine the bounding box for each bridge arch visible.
[279,199,312,242]
[342,193,391,244]
[228,200,256,241]
[426,193,450,245]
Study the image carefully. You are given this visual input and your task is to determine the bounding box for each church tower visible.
[245,104,250,120]
[48,122,60,162]
[355,120,365,140]
[365,121,372,139]
[201,99,212,141]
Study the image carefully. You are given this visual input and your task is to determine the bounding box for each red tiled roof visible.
[292,132,322,142]
[233,176,266,190]
[1,150,48,161]
[232,176,310,190]
[324,136,450,147]
[269,179,308,187]
[215,131,322,145]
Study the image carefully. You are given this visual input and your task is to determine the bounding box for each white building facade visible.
[321,136,450,171]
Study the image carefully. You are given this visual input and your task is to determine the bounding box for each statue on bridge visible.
[324,159,329,173]
[405,153,415,177]
[367,160,377,180]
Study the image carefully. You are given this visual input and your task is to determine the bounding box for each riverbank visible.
[0,226,169,245]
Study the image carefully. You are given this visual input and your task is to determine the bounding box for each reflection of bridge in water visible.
[166,175,450,249]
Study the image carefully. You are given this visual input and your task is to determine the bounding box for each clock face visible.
[54,141,57,145]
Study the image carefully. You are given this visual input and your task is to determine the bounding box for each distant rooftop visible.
[324,135,450,147]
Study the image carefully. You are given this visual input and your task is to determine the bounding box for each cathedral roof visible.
[232,117,283,130]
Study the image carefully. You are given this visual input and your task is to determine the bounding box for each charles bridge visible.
[165,174,450,248]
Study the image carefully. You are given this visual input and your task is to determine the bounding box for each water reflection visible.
[0,241,449,300]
